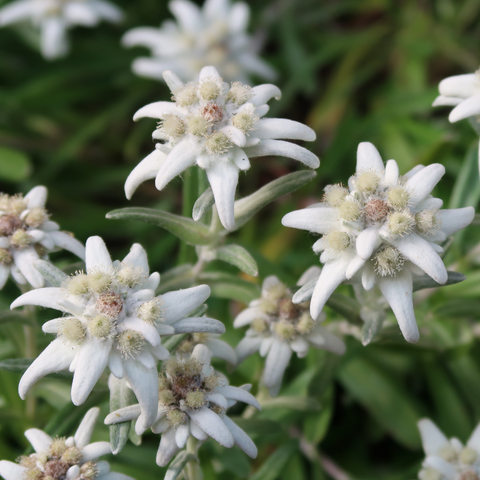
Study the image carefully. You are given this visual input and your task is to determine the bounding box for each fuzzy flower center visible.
[18,436,96,480]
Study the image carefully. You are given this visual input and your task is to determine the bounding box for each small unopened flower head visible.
[205,132,231,155]
[416,210,439,235]
[67,273,90,295]
[323,184,348,207]
[339,200,361,221]
[59,318,86,344]
[88,270,112,293]
[137,297,163,324]
[10,229,31,248]
[387,186,410,209]
[80,461,98,480]
[44,460,69,479]
[185,390,206,409]
[419,469,442,480]
[25,468,43,480]
[326,230,351,251]
[117,265,145,288]
[439,445,457,462]
[199,78,222,100]
[364,199,390,222]
[460,447,478,465]
[61,447,82,465]
[159,389,176,406]
[8,195,27,216]
[232,108,258,133]
[49,437,67,457]
[251,317,268,333]
[387,210,415,236]
[166,409,187,427]
[355,170,380,193]
[203,374,220,390]
[88,315,114,339]
[96,292,124,318]
[374,246,405,277]
[186,115,210,136]
[24,208,48,229]
[226,82,253,105]
[297,313,315,334]
[159,115,186,139]
[273,319,296,340]
[0,248,12,265]
[0,214,23,236]
[202,103,224,123]
[117,330,145,357]
[175,83,198,107]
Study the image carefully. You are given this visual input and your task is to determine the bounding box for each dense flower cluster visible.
[123,0,275,83]
[12,236,224,428]
[126,65,318,230]
[0,186,85,289]
[0,408,133,480]
[0,0,123,59]
[106,345,260,467]
[234,275,345,395]
[282,142,475,343]
[418,419,480,480]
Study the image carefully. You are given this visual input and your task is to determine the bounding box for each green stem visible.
[185,437,203,480]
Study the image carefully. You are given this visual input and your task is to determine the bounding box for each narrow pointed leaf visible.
[233,171,316,231]
[165,451,197,480]
[156,264,194,294]
[199,272,260,303]
[250,439,299,480]
[361,312,386,346]
[109,375,133,455]
[106,208,215,246]
[292,277,318,303]
[129,420,142,446]
[413,271,466,292]
[215,244,258,276]
[193,187,215,222]
[34,260,69,287]
[162,334,189,353]
[260,396,321,412]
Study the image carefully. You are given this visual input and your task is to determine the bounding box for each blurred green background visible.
[1,0,480,479]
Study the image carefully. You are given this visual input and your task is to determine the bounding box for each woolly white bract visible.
[0,186,85,289]
[282,142,475,343]
[122,0,275,84]
[0,407,133,480]
[11,236,225,428]
[0,0,123,59]
[105,344,260,467]
[418,418,480,480]
[234,275,345,396]
[126,66,319,231]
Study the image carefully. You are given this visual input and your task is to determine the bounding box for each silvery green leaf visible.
[34,259,69,287]
[192,187,214,222]
[215,244,258,276]
[233,171,316,231]
[361,311,386,346]
[173,317,225,334]
[162,334,189,353]
[199,271,260,303]
[260,396,321,411]
[165,451,197,480]
[156,264,194,294]
[106,208,215,246]
[188,304,208,317]
[413,271,466,292]
[292,277,318,303]
[108,375,132,454]
[129,420,142,446]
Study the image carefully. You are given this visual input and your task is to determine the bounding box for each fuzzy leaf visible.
[233,171,316,231]
[214,244,258,276]
[361,312,386,346]
[260,396,321,412]
[106,208,215,246]
[34,260,69,287]
[108,375,133,455]
[156,264,194,294]
[292,277,317,303]
[162,334,189,353]
[165,451,197,480]
[192,187,215,222]
[413,271,466,292]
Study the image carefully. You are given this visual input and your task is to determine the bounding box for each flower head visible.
[234,275,345,396]
[122,0,275,84]
[11,236,225,429]
[0,407,134,480]
[0,186,85,289]
[126,66,319,231]
[418,418,480,480]
[105,344,260,467]
[282,142,475,343]
[0,0,123,59]
[176,332,237,364]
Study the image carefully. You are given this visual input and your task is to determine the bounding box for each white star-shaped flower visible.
[11,236,225,429]
[234,275,345,396]
[122,0,276,84]
[0,407,134,480]
[418,418,480,480]
[127,66,319,231]
[105,344,260,467]
[0,186,85,289]
[282,142,475,343]
[0,0,123,59]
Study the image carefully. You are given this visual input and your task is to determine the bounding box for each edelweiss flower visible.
[282,142,475,343]
[0,186,85,289]
[176,332,237,364]
[126,66,319,230]
[0,407,134,480]
[122,0,275,84]
[433,70,480,125]
[105,344,260,467]
[11,236,225,428]
[234,275,345,396]
[0,0,123,59]
[418,418,480,480]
